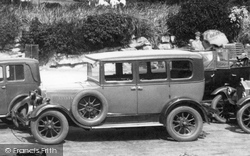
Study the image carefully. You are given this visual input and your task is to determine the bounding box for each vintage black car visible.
[198,46,250,100]
[210,78,250,133]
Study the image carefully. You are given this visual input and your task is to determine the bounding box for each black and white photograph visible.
[0,0,250,155]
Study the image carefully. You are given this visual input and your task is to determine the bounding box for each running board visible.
[91,122,164,129]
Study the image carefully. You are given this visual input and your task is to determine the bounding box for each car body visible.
[198,49,250,100]
[209,77,250,133]
[0,57,40,122]
[19,50,210,144]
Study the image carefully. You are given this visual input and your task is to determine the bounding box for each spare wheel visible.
[71,90,108,126]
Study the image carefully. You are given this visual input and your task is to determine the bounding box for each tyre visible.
[211,94,227,123]
[237,103,250,133]
[71,91,108,126]
[30,110,69,145]
[166,106,203,141]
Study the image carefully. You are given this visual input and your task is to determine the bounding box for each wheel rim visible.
[77,96,102,120]
[38,115,62,138]
[172,112,197,136]
[242,106,250,128]
[216,97,226,120]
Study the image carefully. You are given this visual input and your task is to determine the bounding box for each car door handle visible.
[138,86,143,91]
[131,86,137,91]
[1,86,6,89]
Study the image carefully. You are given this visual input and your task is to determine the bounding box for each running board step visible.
[91,122,164,129]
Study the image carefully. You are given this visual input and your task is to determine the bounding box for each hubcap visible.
[38,116,61,138]
[173,112,196,135]
[78,96,102,119]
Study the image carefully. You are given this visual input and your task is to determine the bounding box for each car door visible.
[137,60,170,114]
[101,61,138,114]
[0,65,7,114]
[169,59,204,102]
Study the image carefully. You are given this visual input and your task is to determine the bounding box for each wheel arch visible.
[160,97,209,125]
[29,103,91,129]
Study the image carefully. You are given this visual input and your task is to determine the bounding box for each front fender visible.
[29,103,68,119]
[160,97,209,124]
[236,96,250,107]
[29,103,91,129]
[211,86,236,96]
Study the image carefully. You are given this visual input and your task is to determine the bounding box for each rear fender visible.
[29,103,91,129]
[160,97,209,125]
[8,94,29,114]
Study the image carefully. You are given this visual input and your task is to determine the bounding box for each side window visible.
[139,61,167,80]
[104,62,133,82]
[6,65,24,81]
[0,66,3,82]
[170,60,192,79]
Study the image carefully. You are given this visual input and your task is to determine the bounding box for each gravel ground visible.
[0,121,250,156]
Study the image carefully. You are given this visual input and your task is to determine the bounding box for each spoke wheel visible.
[78,96,102,120]
[166,106,203,141]
[211,95,227,123]
[237,103,250,133]
[31,111,69,144]
[71,91,108,126]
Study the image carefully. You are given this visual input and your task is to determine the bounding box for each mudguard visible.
[29,103,91,129]
[8,94,29,114]
[11,96,33,127]
[160,97,210,124]
[236,96,250,107]
[211,86,236,96]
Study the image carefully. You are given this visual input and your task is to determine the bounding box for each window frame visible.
[102,61,135,84]
[136,59,168,83]
[5,64,25,82]
[169,59,194,80]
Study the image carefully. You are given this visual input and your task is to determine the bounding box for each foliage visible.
[21,12,154,62]
[167,0,239,47]
[76,13,135,51]
[18,2,176,59]
[233,7,250,44]
[0,6,20,49]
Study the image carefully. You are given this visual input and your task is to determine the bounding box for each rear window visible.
[170,60,193,79]
[6,65,24,81]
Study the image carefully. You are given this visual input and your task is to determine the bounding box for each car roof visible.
[85,50,203,61]
[0,57,38,63]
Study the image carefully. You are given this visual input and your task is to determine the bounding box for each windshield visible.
[87,60,100,82]
[199,51,216,70]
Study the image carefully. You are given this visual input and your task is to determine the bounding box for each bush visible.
[21,12,154,62]
[167,0,239,47]
[76,13,153,51]
[21,18,79,61]
[0,6,20,49]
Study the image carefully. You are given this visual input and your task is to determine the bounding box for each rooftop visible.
[85,49,203,61]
